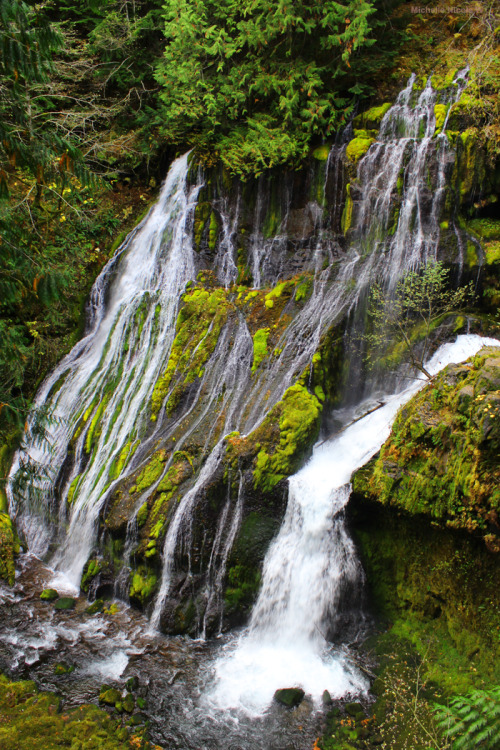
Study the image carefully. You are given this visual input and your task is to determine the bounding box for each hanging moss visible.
[253,383,322,492]
[251,328,270,374]
[150,287,232,418]
[345,136,375,163]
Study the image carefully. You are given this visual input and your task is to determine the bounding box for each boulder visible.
[54,596,76,610]
[274,687,305,708]
[40,588,59,601]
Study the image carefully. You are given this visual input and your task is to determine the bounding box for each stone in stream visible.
[99,686,122,706]
[40,588,59,601]
[322,689,333,705]
[54,596,76,610]
[85,598,104,615]
[274,687,305,708]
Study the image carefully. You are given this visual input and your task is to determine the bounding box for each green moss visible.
[485,241,500,264]
[136,502,148,528]
[85,396,109,454]
[434,103,448,134]
[224,564,261,613]
[253,383,321,492]
[109,440,136,482]
[193,200,211,249]
[312,145,330,161]
[295,275,313,303]
[0,512,17,585]
[353,347,500,548]
[353,102,391,129]
[466,241,479,266]
[0,674,142,750]
[208,210,220,251]
[53,662,74,675]
[150,287,231,418]
[341,182,353,234]
[80,559,102,593]
[345,136,375,163]
[129,567,157,606]
[66,474,81,505]
[40,588,59,601]
[251,327,270,374]
[132,450,167,494]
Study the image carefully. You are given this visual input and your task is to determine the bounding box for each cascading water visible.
[8,154,203,584]
[209,334,499,715]
[9,70,474,639]
[2,68,497,749]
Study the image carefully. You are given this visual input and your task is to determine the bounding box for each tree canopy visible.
[156,0,377,175]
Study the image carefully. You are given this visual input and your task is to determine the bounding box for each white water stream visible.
[209,334,499,715]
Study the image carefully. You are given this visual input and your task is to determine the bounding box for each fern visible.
[434,686,500,749]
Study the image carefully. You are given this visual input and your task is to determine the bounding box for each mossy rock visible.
[40,588,59,601]
[345,136,375,163]
[0,673,140,749]
[99,686,122,707]
[352,346,500,547]
[274,687,305,708]
[53,662,74,675]
[122,694,135,714]
[85,598,105,615]
[353,102,391,130]
[54,597,76,610]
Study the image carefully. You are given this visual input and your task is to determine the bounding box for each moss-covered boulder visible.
[274,687,305,708]
[40,589,59,601]
[99,686,122,707]
[353,346,500,550]
[54,597,76,611]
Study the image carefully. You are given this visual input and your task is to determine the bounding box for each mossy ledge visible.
[352,346,500,550]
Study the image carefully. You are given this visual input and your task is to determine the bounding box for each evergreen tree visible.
[156,0,377,174]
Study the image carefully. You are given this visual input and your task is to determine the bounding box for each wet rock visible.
[40,588,59,601]
[99,686,122,706]
[54,596,76,610]
[322,689,332,705]
[122,693,135,713]
[85,598,104,615]
[53,662,74,675]
[274,687,305,708]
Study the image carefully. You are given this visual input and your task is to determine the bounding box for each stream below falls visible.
[2,335,498,750]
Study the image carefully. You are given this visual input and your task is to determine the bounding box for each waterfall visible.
[8,154,203,584]
[209,334,499,715]
[8,70,476,642]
